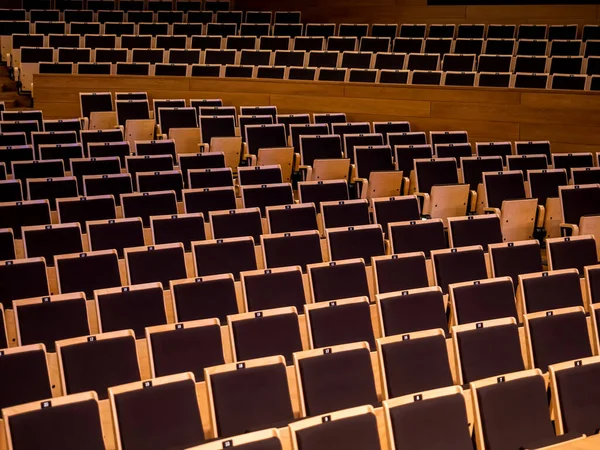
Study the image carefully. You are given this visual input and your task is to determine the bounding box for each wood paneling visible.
[234,0,600,26]
[33,73,600,154]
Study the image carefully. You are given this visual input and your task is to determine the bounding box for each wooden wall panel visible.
[234,0,600,26]
[33,74,600,155]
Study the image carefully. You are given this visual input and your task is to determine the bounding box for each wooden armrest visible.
[352,177,369,199]
[536,205,545,229]
[469,190,478,214]
[402,177,411,195]
[483,207,501,215]
[416,192,430,215]
[560,223,580,237]
[293,152,301,172]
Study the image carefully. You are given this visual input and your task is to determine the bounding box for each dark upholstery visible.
[390,220,446,258]
[60,336,140,400]
[114,379,205,450]
[98,287,167,339]
[88,220,145,258]
[491,242,543,287]
[457,324,524,384]
[0,202,51,239]
[173,278,238,325]
[127,246,187,289]
[555,362,600,436]
[193,239,257,281]
[322,202,370,229]
[152,216,206,252]
[381,290,449,336]
[296,412,381,450]
[310,262,370,303]
[433,249,488,294]
[375,255,429,294]
[523,272,584,313]
[267,206,319,234]
[0,231,15,261]
[299,182,349,210]
[24,227,83,267]
[244,270,306,312]
[242,185,294,217]
[528,311,592,372]
[550,239,598,274]
[9,399,105,450]
[477,375,578,450]
[373,198,420,238]
[211,363,294,437]
[560,186,600,226]
[0,260,49,310]
[389,393,473,450]
[309,302,375,350]
[122,192,178,227]
[328,227,385,264]
[57,253,121,299]
[150,324,224,381]
[0,308,6,349]
[212,210,264,245]
[589,268,600,304]
[450,217,503,251]
[17,298,90,352]
[382,334,453,398]
[233,313,303,365]
[57,197,117,229]
[0,349,52,413]
[453,280,518,324]
[263,233,323,272]
[299,348,378,416]
[485,172,527,208]
[232,437,282,450]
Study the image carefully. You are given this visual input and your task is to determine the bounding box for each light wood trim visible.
[187,428,281,449]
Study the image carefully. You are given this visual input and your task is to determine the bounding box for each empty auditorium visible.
[0,0,600,448]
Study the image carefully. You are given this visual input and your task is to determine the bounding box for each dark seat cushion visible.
[0,261,49,310]
[381,290,449,337]
[328,228,385,263]
[382,334,453,398]
[434,249,488,294]
[556,362,600,436]
[453,280,518,325]
[451,217,503,251]
[98,287,167,339]
[60,336,141,400]
[194,240,257,281]
[389,393,473,450]
[550,239,598,274]
[375,255,429,294]
[296,412,381,450]
[150,324,224,382]
[310,263,370,303]
[23,227,83,267]
[57,253,121,299]
[457,324,525,384]
[309,302,376,350]
[523,272,584,313]
[233,313,303,365]
[299,348,378,416]
[528,312,592,372]
[17,298,90,352]
[244,271,306,312]
[0,349,52,413]
[9,399,105,450]
[491,243,543,287]
[477,375,574,450]
[233,437,283,450]
[263,234,323,272]
[127,247,187,289]
[211,363,294,437]
[115,379,205,450]
[173,278,239,325]
[390,221,446,258]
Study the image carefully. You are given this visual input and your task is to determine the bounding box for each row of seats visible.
[9,0,235,13]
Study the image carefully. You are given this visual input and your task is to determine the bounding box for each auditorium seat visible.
[447,214,503,251]
[55,249,121,299]
[488,240,543,287]
[241,266,307,312]
[22,223,83,267]
[266,203,319,234]
[326,224,386,263]
[125,242,188,289]
[151,213,206,251]
[261,230,323,272]
[372,252,429,294]
[431,245,488,294]
[547,235,598,274]
[121,191,178,227]
[308,259,370,303]
[519,269,584,314]
[192,236,257,280]
[388,218,446,258]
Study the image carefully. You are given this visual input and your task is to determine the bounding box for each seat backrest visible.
[308,259,370,303]
[448,215,503,251]
[245,124,287,156]
[87,217,144,258]
[298,180,349,209]
[515,140,552,162]
[151,213,206,252]
[15,292,90,352]
[57,330,140,400]
[378,330,454,400]
[321,199,370,230]
[126,155,175,190]
[483,170,527,208]
[261,230,324,272]
[79,92,113,119]
[5,391,106,450]
[239,116,274,143]
[121,191,178,227]
[327,224,385,263]
[171,274,239,325]
[27,176,79,211]
[241,183,294,217]
[520,269,584,314]
[125,243,187,289]
[586,265,600,306]
[207,356,295,437]
[306,297,375,350]
[525,308,592,372]
[110,374,205,450]
[432,246,488,294]
[13,160,65,197]
[553,153,594,179]
[158,107,198,136]
[183,187,237,221]
[179,153,226,187]
[115,99,150,126]
[241,266,306,312]
[56,195,116,229]
[188,167,234,189]
[296,344,378,416]
[229,307,303,365]
[373,253,429,294]
[96,283,167,339]
[528,169,569,206]
[507,154,548,181]
[0,257,49,310]
[0,200,52,239]
[377,286,449,337]
[372,196,420,238]
[199,115,236,143]
[266,203,319,234]
[343,133,384,164]
[210,207,263,245]
[193,236,257,281]
[389,219,446,258]
[414,157,459,194]
[489,240,543,287]
[23,223,83,268]
[0,344,52,413]
[454,318,524,384]
[559,184,600,226]
[461,156,504,191]
[238,165,283,186]
[290,123,330,153]
[450,277,518,325]
[55,250,121,300]
[547,236,598,274]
